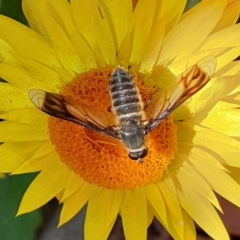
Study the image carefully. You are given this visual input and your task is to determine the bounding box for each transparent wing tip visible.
[198,56,217,78]
[28,89,46,108]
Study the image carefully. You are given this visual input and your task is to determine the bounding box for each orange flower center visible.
[48,67,177,190]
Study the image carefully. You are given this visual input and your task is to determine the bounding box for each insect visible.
[29,56,216,163]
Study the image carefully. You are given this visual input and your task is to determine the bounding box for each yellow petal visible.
[26,140,54,160]
[13,57,67,90]
[181,210,196,240]
[173,75,239,121]
[22,0,47,36]
[120,189,147,240]
[193,130,240,168]
[216,45,240,72]
[0,37,20,65]
[35,0,88,73]
[163,179,197,240]
[147,206,154,227]
[117,0,157,66]
[191,147,228,171]
[137,15,166,71]
[14,141,57,174]
[214,60,240,77]
[56,190,65,203]
[180,161,222,212]
[99,0,132,50]
[61,173,83,201]
[174,173,229,240]
[0,121,48,142]
[0,141,45,172]
[0,63,57,91]
[225,166,240,185]
[0,109,47,125]
[158,0,226,64]
[70,0,96,49]
[158,181,184,239]
[71,0,116,66]
[0,83,31,112]
[85,189,123,240]
[17,164,70,214]
[190,153,240,208]
[42,0,97,71]
[12,151,59,174]
[161,0,187,33]
[0,15,60,67]
[192,75,240,116]
[201,24,240,50]
[145,185,168,229]
[93,2,118,65]
[211,0,240,33]
[59,181,98,226]
[200,109,240,136]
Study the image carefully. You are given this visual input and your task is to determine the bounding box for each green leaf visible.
[185,0,202,12]
[0,174,42,240]
[0,0,28,25]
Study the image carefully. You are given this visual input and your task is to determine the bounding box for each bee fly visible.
[29,56,216,163]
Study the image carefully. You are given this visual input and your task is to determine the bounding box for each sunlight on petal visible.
[145,184,168,229]
[180,161,222,212]
[158,181,184,239]
[174,174,229,240]
[211,0,240,33]
[193,131,240,168]
[137,15,166,72]
[158,0,226,63]
[200,109,240,136]
[201,24,240,50]
[216,45,240,72]
[190,154,240,208]
[162,0,187,33]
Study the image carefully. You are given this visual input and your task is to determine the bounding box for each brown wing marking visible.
[28,89,120,139]
[145,56,216,133]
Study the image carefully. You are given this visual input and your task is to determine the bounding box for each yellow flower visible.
[0,0,240,239]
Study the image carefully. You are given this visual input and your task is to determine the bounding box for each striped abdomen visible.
[109,68,144,123]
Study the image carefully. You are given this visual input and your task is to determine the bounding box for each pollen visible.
[48,67,178,190]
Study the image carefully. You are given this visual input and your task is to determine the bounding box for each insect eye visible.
[128,154,138,160]
[139,148,148,158]
[128,147,148,161]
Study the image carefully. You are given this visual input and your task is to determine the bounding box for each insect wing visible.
[145,56,216,133]
[28,89,120,139]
